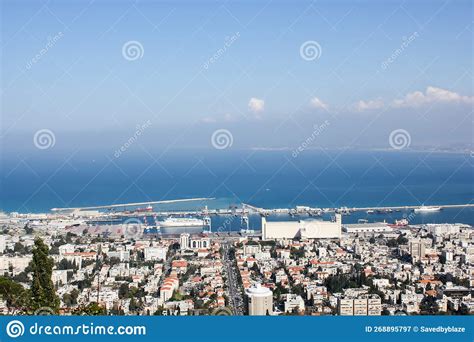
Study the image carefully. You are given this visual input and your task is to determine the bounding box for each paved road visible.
[159,249,176,285]
[222,243,244,315]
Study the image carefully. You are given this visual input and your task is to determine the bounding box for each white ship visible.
[414,206,442,213]
[30,219,85,229]
[158,217,205,227]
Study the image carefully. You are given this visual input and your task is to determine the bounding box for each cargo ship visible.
[135,205,153,213]
[388,219,409,227]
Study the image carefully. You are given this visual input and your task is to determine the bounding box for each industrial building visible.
[342,222,392,233]
[261,214,342,240]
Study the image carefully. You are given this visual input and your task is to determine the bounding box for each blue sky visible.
[1,0,473,154]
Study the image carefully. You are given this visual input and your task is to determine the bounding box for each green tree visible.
[419,295,439,315]
[57,258,78,271]
[386,239,398,247]
[118,283,130,299]
[12,271,30,283]
[62,288,79,307]
[30,237,60,312]
[396,234,408,245]
[24,225,34,235]
[73,302,106,315]
[14,242,26,254]
[0,277,29,313]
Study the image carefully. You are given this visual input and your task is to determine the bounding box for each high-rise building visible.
[179,233,190,250]
[0,235,5,254]
[409,239,426,261]
[245,284,273,315]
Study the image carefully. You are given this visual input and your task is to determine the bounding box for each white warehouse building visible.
[342,222,392,234]
[261,214,341,240]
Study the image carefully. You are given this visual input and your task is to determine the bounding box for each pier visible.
[50,201,474,218]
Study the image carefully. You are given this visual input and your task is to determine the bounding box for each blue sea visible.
[1,150,473,225]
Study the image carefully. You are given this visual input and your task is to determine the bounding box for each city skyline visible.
[0,1,473,335]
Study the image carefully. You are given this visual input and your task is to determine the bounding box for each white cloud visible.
[200,117,216,123]
[392,86,474,108]
[200,113,237,123]
[310,97,328,110]
[353,98,384,112]
[248,97,265,113]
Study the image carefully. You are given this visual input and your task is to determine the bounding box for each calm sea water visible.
[1,150,473,225]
